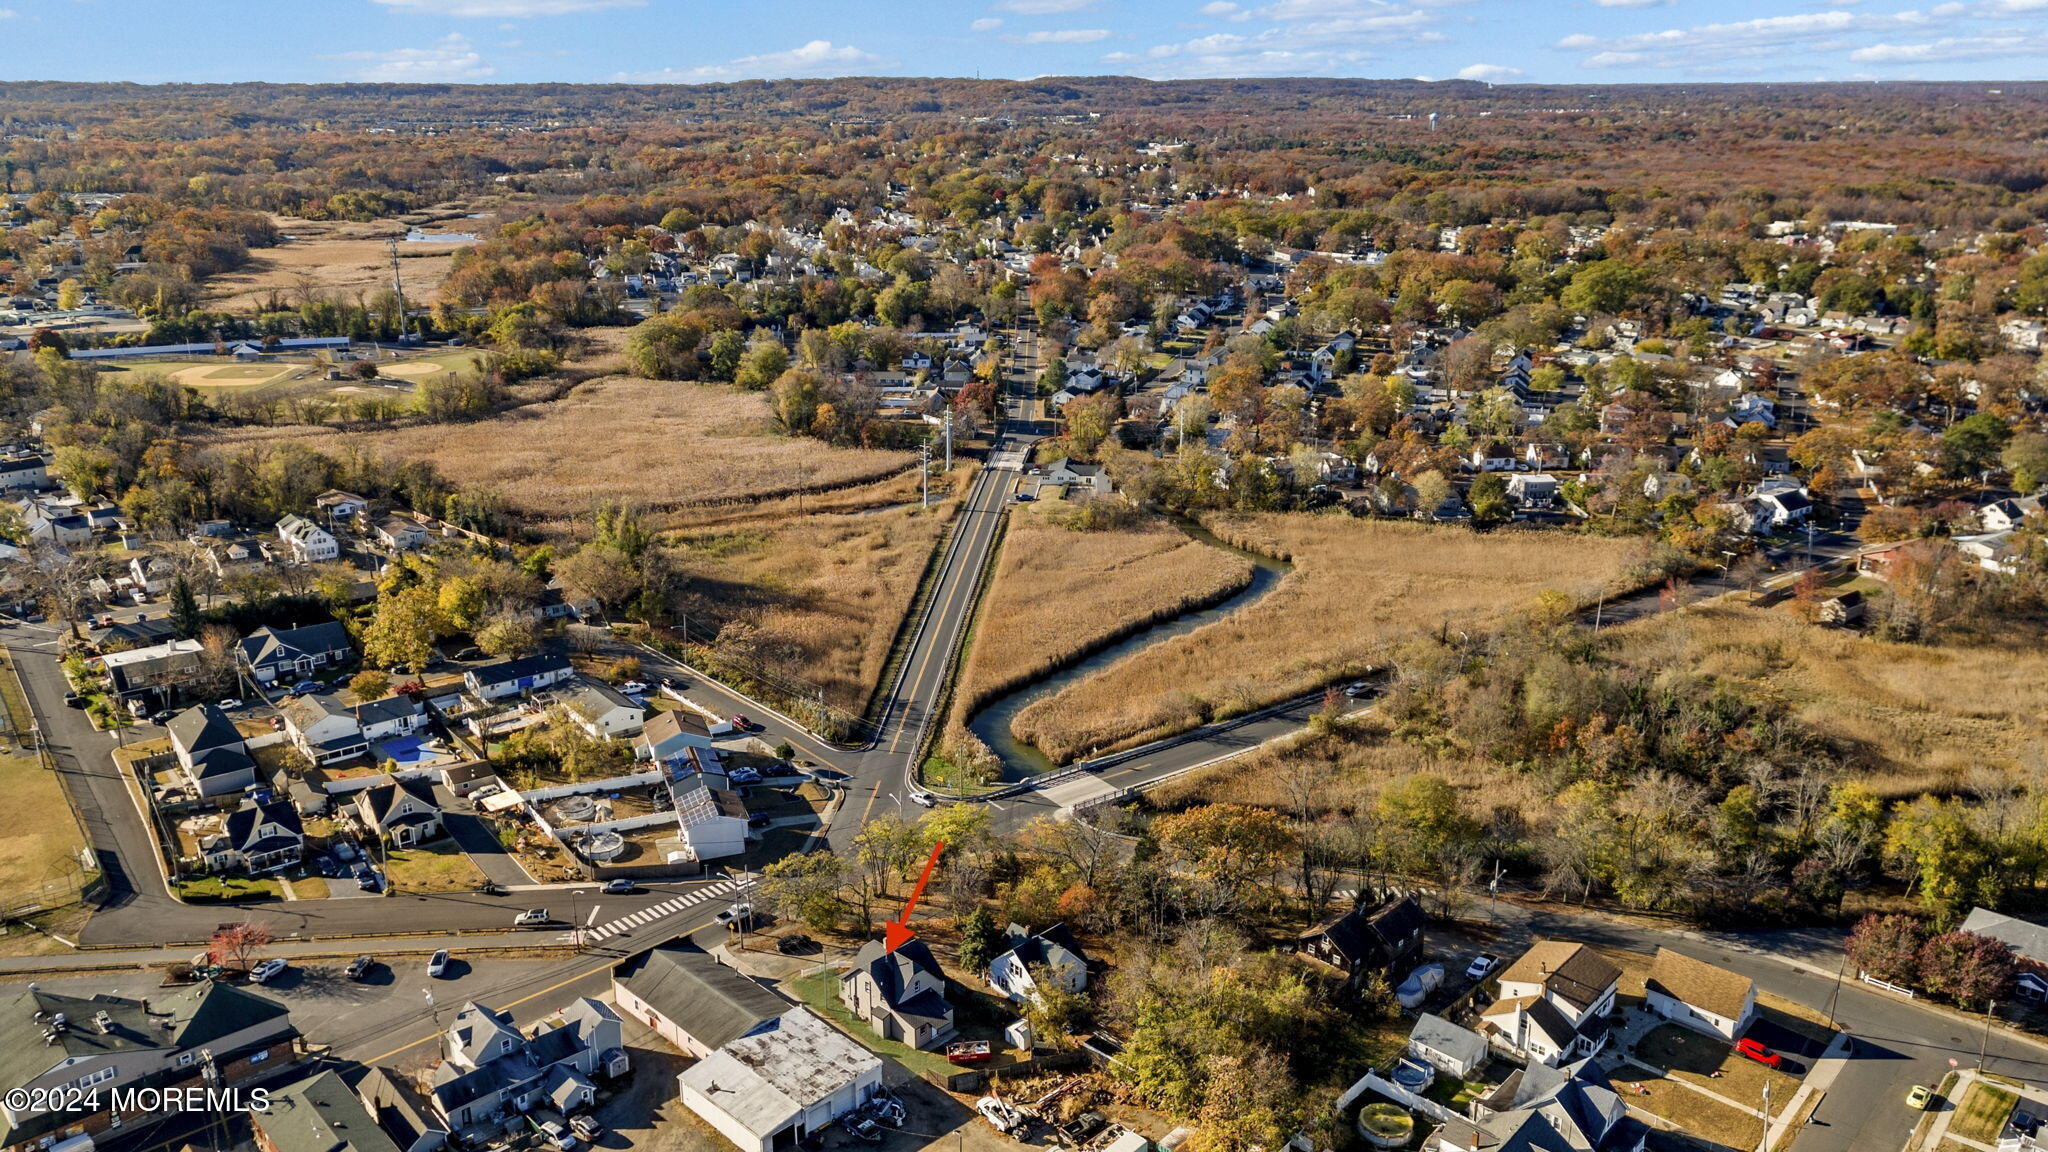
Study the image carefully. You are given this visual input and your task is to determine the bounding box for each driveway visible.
[434,784,535,888]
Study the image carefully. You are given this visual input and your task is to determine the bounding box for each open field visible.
[0,751,90,909]
[200,374,917,537]
[1606,601,2048,794]
[673,485,963,711]
[942,505,1255,768]
[383,841,487,893]
[202,213,474,312]
[1011,515,1644,763]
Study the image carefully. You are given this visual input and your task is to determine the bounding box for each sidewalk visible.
[0,931,569,975]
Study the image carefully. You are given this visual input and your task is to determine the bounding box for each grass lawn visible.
[1950,1081,2020,1143]
[1609,1062,1764,1149]
[289,875,331,900]
[785,969,1018,1082]
[0,750,91,907]
[1423,1074,1490,1111]
[178,875,283,902]
[381,840,486,893]
[1632,1023,1800,1113]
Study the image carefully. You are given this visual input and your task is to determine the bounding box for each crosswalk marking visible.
[580,880,738,943]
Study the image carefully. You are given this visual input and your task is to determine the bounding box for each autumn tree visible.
[209,922,273,973]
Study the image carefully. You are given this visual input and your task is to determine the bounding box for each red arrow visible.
[884,840,945,953]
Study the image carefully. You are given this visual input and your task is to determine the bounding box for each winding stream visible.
[966,519,1295,778]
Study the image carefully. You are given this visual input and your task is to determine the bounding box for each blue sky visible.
[3,0,2046,85]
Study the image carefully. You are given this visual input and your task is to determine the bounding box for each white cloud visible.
[0,9,16,17]
[1200,0,1253,18]
[1456,62,1524,80]
[994,0,1098,12]
[971,16,1004,30]
[1852,32,2048,60]
[1592,0,1675,7]
[332,33,496,80]
[615,40,897,83]
[1555,10,1858,68]
[371,0,641,15]
[1017,27,1111,42]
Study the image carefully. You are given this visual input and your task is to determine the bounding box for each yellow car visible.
[1907,1085,1933,1110]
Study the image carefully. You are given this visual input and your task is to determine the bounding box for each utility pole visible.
[1979,998,1997,1069]
[387,238,408,337]
[1823,948,1849,1029]
[919,444,931,508]
[944,408,953,471]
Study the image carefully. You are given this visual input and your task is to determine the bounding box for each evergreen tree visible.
[170,576,201,639]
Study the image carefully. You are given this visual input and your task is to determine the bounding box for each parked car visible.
[619,680,647,695]
[1013,492,1034,502]
[1736,1038,1785,1069]
[514,909,552,927]
[290,680,320,694]
[249,958,287,984]
[427,949,450,978]
[568,1116,604,1141]
[63,694,84,709]
[1907,1084,1933,1110]
[535,1120,580,1152]
[149,709,175,724]
[217,697,243,710]
[356,871,381,892]
[474,880,506,896]
[601,879,636,894]
[729,714,752,730]
[1465,954,1499,981]
[840,1116,882,1144]
[345,955,376,981]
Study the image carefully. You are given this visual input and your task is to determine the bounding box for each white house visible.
[677,1008,883,1152]
[1408,1012,1489,1079]
[987,924,1088,1007]
[1642,948,1757,1041]
[673,772,749,862]
[356,778,443,847]
[1505,473,1560,509]
[281,693,368,766]
[356,694,429,742]
[466,654,574,700]
[1480,941,1620,1067]
[555,679,646,740]
[638,708,714,763]
[277,515,340,563]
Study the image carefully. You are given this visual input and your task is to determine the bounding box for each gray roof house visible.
[254,1070,405,1152]
[0,980,299,1151]
[840,939,954,1051]
[988,923,1088,1007]
[201,799,305,874]
[239,621,354,685]
[1409,1012,1489,1079]
[612,942,789,1057]
[1435,1058,1644,1152]
[167,703,259,798]
[1962,907,2048,1002]
[424,999,624,1135]
[282,693,368,766]
[355,779,443,848]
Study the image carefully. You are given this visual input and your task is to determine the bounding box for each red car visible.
[1736,1038,1784,1069]
[730,715,751,730]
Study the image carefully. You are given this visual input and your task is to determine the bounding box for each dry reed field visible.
[942,506,1256,757]
[1609,601,2048,794]
[1010,514,1643,763]
[673,483,965,711]
[203,214,470,312]
[205,375,915,537]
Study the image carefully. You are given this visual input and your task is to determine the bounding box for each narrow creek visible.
[965,519,1294,778]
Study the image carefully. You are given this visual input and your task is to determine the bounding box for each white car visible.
[513,909,551,927]
[249,958,287,984]
[428,949,450,977]
[217,697,244,710]
[619,680,648,695]
[714,902,753,927]
[1465,954,1499,981]
[909,789,938,808]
